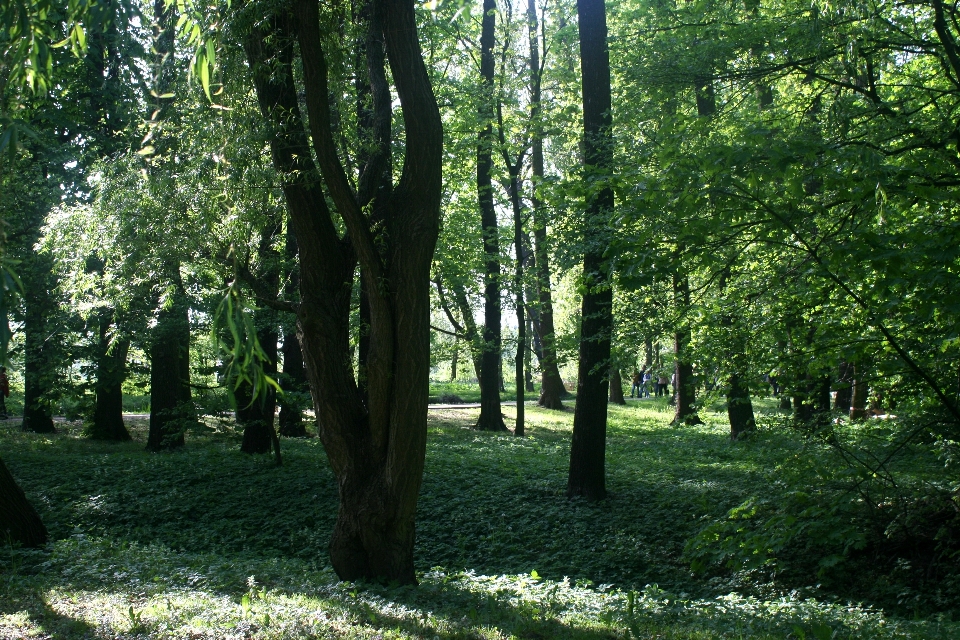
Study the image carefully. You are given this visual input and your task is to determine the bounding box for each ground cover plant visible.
[2,400,957,639]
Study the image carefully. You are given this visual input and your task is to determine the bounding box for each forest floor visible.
[1,398,957,639]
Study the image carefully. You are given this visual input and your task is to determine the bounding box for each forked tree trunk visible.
[0,458,47,547]
[567,0,613,502]
[249,0,442,583]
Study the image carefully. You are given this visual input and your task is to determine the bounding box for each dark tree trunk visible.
[278,225,308,437]
[525,318,535,392]
[609,366,625,404]
[21,274,56,434]
[146,293,190,451]
[278,329,308,437]
[851,361,869,420]
[249,0,443,583]
[834,360,852,412]
[529,0,567,409]
[475,0,506,432]
[727,373,755,440]
[672,275,702,426]
[0,458,47,548]
[643,337,653,370]
[238,322,279,455]
[89,313,131,441]
[567,0,613,502]
[450,343,458,381]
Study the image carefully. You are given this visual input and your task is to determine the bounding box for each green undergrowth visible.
[0,400,956,638]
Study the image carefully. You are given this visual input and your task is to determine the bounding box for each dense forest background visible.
[2,0,960,637]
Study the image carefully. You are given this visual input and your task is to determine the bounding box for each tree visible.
[0,457,47,548]
[240,0,442,582]
[567,0,614,502]
[475,0,508,432]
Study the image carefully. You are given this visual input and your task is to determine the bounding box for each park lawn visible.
[0,399,956,639]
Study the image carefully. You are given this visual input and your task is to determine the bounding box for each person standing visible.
[657,373,669,397]
[0,367,9,419]
[630,369,642,398]
[642,370,652,397]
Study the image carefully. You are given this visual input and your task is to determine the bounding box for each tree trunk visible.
[475,0,506,432]
[21,278,55,434]
[608,366,625,404]
[89,314,131,441]
[671,275,702,426]
[834,360,852,412]
[567,0,613,502]
[727,372,755,440]
[146,291,190,451]
[450,343,458,381]
[278,226,308,437]
[278,329,308,437]
[238,322,279,455]
[0,458,47,547]
[249,0,443,583]
[529,0,567,410]
[851,362,869,420]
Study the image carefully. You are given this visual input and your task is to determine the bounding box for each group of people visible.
[629,368,672,398]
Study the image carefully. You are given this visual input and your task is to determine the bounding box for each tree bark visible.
[609,366,625,404]
[672,274,702,425]
[146,283,191,451]
[727,373,755,440]
[0,458,47,548]
[248,0,443,583]
[237,322,279,455]
[529,0,567,409]
[851,361,869,420]
[21,267,56,434]
[567,0,613,502]
[89,311,131,441]
[475,0,506,432]
[834,360,852,413]
[278,227,308,437]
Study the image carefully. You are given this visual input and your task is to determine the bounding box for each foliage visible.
[1,402,958,638]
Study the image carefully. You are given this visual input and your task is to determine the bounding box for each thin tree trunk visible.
[672,274,702,426]
[278,226,308,437]
[567,0,613,501]
[851,361,869,420]
[529,0,567,409]
[609,366,625,404]
[0,458,47,547]
[834,360,852,412]
[475,0,506,432]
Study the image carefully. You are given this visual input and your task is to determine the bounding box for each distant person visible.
[642,370,652,397]
[657,373,669,397]
[630,370,642,398]
[0,367,9,419]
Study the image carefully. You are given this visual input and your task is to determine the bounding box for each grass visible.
[1,397,957,638]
